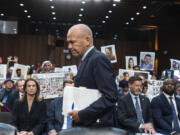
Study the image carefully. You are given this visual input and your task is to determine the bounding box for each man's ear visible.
[85,36,91,44]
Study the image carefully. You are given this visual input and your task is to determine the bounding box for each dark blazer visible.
[12,99,46,135]
[151,93,180,135]
[47,97,64,133]
[117,93,152,133]
[0,88,19,112]
[74,48,118,127]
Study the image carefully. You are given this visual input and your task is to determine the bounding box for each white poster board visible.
[119,69,150,80]
[140,52,155,71]
[11,64,28,80]
[62,86,102,116]
[170,59,180,71]
[31,73,64,99]
[101,44,117,63]
[125,56,137,70]
[62,65,77,79]
[147,80,163,96]
[0,64,7,80]
[54,67,63,73]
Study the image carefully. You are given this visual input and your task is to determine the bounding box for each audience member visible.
[67,24,118,127]
[12,78,46,135]
[0,79,19,112]
[6,66,14,79]
[133,65,140,71]
[41,61,53,73]
[15,79,25,99]
[119,80,129,97]
[151,79,180,135]
[117,76,156,134]
[47,79,74,135]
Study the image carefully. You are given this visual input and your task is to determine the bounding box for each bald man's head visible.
[68,24,93,42]
[67,24,94,57]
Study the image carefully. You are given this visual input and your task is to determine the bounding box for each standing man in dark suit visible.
[67,24,118,127]
[151,79,180,135]
[117,76,156,134]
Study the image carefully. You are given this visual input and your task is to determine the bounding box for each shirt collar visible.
[163,92,174,99]
[81,46,94,61]
[130,91,139,99]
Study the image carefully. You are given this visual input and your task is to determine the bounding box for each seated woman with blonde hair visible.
[12,78,46,135]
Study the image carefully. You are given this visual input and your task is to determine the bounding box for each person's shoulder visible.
[92,49,109,61]
[140,94,150,102]
[151,93,162,103]
[0,88,5,93]
[119,93,130,101]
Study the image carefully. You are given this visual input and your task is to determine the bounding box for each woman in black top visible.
[12,78,46,135]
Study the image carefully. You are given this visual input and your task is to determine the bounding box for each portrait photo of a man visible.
[101,44,117,63]
[170,59,180,71]
[140,52,155,71]
[11,64,28,80]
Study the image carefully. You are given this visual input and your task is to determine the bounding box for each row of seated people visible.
[0,77,180,135]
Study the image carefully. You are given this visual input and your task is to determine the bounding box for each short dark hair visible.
[133,65,140,70]
[16,68,21,72]
[128,76,142,84]
[15,79,25,87]
[145,54,151,58]
[63,79,74,88]
[123,72,129,76]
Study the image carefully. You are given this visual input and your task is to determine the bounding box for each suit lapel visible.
[127,93,136,114]
[175,96,180,119]
[76,48,96,82]
[161,93,171,110]
[139,95,146,120]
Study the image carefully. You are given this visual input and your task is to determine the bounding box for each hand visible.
[141,123,156,135]
[68,110,80,122]
[7,56,12,61]
[27,131,34,135]
[14,56,18,62]
[48,129,58,135]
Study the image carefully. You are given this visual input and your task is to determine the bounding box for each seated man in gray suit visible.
[47,79,74,135]
[117,76,156,134]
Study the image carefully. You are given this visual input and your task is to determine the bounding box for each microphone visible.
[0,102,12,113]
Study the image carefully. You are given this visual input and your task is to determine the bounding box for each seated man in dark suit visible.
[0,79,19,112]
[67,24,118,127]
[117,76,156,134]
[47,79,74,135]
[151,79,180,135]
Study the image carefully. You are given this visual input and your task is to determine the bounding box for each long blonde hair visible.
[20,78,42,102]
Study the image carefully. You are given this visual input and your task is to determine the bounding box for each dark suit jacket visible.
[74,48,118,127]
[12,99,46,135]
[0,88,19,112]
[117,93,153,133]
[47,97,64,133]
[151,93,180,135]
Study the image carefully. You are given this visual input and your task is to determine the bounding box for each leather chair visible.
[0,112,12,124]
[59,127,127,135]
[0,123,17,135]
